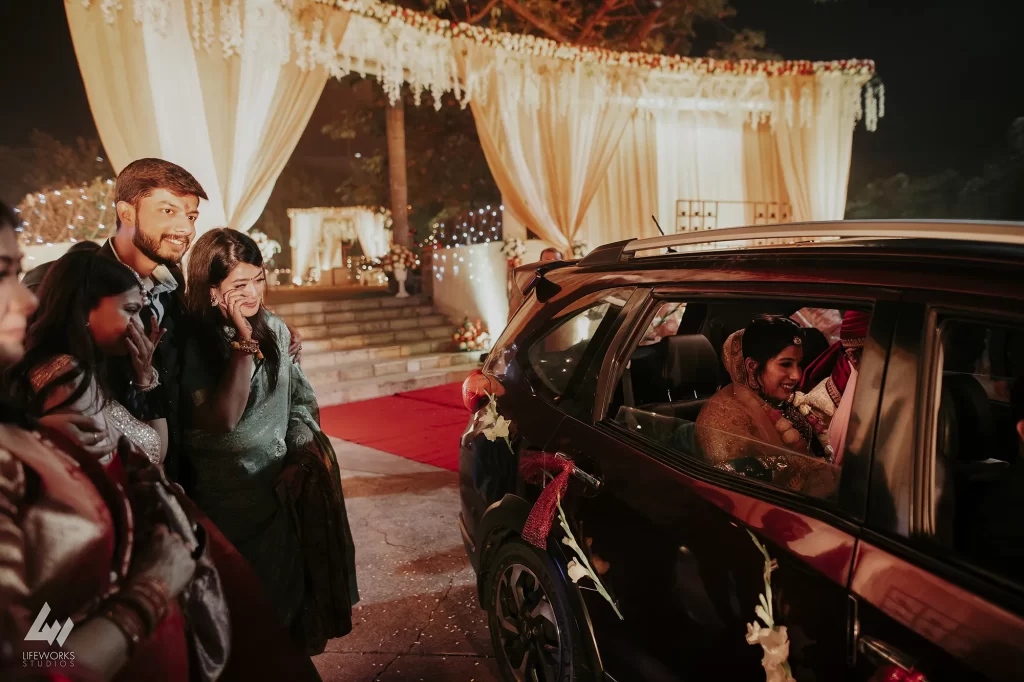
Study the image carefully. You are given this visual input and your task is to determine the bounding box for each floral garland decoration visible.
[746,531,795,682]
[453,317,490,352]
[478,392,512,451]
[474,394,623,620]
[501,237,526,269]
[325,0,875,79]
[380,244,418,273]
[249,230,282,267]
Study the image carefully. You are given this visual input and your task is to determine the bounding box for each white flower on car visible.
[477,392,513,452]
[566,558,589,584]
[746,530,796,681]
[483,414,510,443]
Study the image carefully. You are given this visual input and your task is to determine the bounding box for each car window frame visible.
[867,290,1024,615]
[921,304,1024,591]
[582,281,898,525]
[516,285,639,419]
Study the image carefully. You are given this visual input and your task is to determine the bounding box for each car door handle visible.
[859,636,925,680]
[554,452,603,491]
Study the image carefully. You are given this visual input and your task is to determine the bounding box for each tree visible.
[0,130,113,206]
[321,76,500,244]
[404,0,777,58]
[846,117,1024,221]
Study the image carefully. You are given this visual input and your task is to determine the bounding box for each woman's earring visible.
[210,294,218,307]
[746,369,761,392]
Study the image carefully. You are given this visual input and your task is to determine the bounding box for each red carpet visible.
[320,383,468,471]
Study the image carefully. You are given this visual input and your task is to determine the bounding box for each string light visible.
[15,178,116,248]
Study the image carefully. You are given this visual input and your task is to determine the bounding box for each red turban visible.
[799,310,871,394]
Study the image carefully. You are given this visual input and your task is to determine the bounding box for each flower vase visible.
[393,264,410,298]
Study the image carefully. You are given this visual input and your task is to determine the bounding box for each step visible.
[310,363,481,406]
[281,304,436,328]
[295,314,449,341]
[301,324,455,353]
[300,339,457,370]
[306,351,474,383]
[271,294,429,318]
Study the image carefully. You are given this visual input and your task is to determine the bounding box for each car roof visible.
[522,224,1024,305]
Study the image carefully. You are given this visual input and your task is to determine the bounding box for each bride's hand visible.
[217,289,253,340]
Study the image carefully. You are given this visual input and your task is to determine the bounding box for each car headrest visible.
[941,373,993,460]
[657,334,720,395]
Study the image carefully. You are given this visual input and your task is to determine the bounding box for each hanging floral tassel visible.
[519,451,573,548]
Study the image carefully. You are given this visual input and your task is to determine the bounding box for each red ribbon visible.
[519,452,575,549]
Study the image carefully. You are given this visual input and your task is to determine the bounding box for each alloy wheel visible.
[494,563,563,682]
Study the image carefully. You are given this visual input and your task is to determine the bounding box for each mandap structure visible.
[65,0,882,327]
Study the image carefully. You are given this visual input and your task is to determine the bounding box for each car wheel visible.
[486,539,589,682]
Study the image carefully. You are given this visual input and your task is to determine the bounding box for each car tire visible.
[486,538,591,682]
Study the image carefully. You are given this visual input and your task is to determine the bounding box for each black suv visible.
[457,222,1024,682]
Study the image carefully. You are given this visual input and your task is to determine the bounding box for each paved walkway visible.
[313,438,502,682]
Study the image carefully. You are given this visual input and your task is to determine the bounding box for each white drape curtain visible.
[355,211,389,258]
[459,44,636,253]
[743,122,791,224]
[577,112,661,247]
[65,0,348,233]
[655,112,748,231]
[289,211,324,284]
[772,75,858,222]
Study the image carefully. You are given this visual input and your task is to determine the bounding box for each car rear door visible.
[850,297,1024,682]
[548,286,897,681]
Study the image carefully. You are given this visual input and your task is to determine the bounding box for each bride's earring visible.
[210,294,218,307]
[746,369,761,392]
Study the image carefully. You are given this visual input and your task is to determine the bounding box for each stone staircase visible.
[271,293,481,406]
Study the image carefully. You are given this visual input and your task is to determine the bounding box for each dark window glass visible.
[932,318,1024,585]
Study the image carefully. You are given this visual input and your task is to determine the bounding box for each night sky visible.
[1,0,1021,191]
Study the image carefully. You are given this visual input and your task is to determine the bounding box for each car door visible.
[850,297,1024,682]
[547,288,897,681]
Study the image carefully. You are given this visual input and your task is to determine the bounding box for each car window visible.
[524,287,633,400]
[931,317,1024,586]
[608,299,874,504]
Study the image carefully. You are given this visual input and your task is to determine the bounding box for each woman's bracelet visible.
[231,337,264,359]
[135,367,161,393]
[102,601,145,657]
[103,575,171,652]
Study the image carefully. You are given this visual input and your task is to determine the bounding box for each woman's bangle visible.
[106,575,171,641]
[231,338,263,359]
[102,601,145,657]
[135,367,160,393]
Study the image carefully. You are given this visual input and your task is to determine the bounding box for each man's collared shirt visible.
[106,239,178,324]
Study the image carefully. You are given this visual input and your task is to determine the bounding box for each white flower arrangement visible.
[478,392,512,451]
[501,237,526,261]
[745,530,795,682]
[571,240,589,259]
[249,230,282,267]
[381,244,418,273]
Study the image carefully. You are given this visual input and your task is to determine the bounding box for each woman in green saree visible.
[181,229,358,658]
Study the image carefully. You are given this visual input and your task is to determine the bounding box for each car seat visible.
[637,334,722,422]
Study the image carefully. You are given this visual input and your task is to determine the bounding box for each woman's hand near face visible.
[125,312,164,387]
[218,289,253,340]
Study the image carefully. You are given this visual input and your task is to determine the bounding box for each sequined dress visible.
[27,354,164,465]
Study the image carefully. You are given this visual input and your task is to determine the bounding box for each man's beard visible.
[133,217,187,266]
